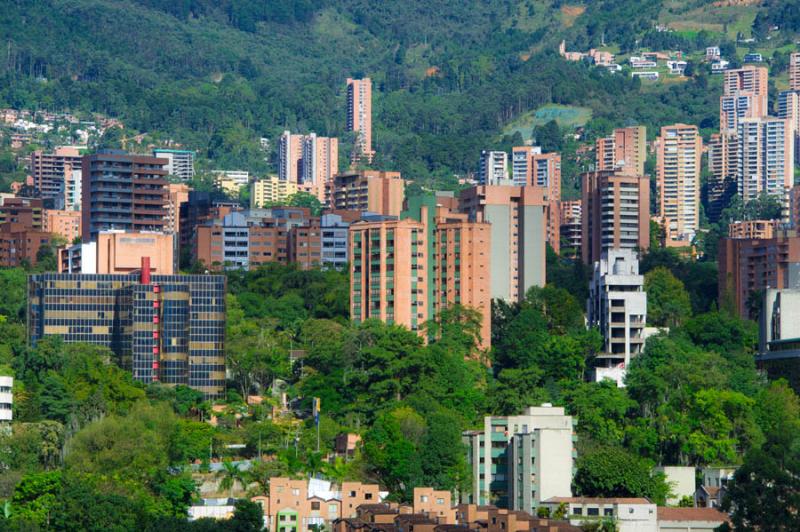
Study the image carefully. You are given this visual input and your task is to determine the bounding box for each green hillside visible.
[0,0,794,181]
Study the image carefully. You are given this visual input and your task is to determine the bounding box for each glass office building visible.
[28,271,226,398]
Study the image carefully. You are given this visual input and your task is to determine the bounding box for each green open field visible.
[502,104,593,140]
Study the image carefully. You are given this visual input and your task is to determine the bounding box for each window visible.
[365,493,373,500]
[329,504,338,515]
[311,502,320,511]
[436,498,444,505]
[572,508,583,516]
[350,491,357,497]
[604,509,613,517]
[420,496,429,503]
[587,508,599,516]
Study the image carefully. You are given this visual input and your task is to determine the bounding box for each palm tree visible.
[216,461,246,498]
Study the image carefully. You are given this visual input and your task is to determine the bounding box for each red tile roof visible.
[657,507,729,522]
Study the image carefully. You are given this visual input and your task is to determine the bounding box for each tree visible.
[286,192,323,216]
[8,471,62,528]
[227,499,265,532]
[574,446,671,505]
[216,461,247,498]
[644,267,691,327]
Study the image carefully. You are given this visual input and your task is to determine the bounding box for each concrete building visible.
[720,66,768,135]
[346,78,374,164]
[587,249,647,386]
[777,90,800,160]
[657,508,729,532]
[706,133,738,223]
[790,52,800,91]
[300,133,339,202]
[59,231,175,274]
[43,209,81,243]
[581,170,650,266]
[413,488,455,525]
[30,146,84,209]
[213,170,250,196]
[0,197,44,229]
[478,150,509,185]
[595,126,647,176]
[331,171,405,217]
[462,405,576,513]
[723,65,768,98]
[28,264,226,398]
[179,192,239,257]
[0,223,54,268]
[279,131,304,184]
[728,219,779,239]
[321,213,350,269]
[759,288,800,392]
[542,498,658,532]
[153,149,195,181]
[459,185,547,302]
[656,124,702,243]
[511,146,541,186]
[166,183,190,235]
[251,176,299,208]
[559,200,582,258]
[718,229,800,319]
[737,117,794,203]
[0,375,12,422]
[81,151,169,241]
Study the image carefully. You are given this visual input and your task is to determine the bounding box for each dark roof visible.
[394,514,437,526]
[543,497,652,505]
[358,504,398,514]
[657,507,729,523]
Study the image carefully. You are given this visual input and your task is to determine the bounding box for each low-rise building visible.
[653,466,695,506]
[43,209,81,243]
[657,507,729,531]
[252,176,299,208]
[331,171,405,217]
[213,170,250,196]
[0,375,12,422]
[59,231,175,274]
[541,497,656,532]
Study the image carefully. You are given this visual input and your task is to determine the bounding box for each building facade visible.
[459,185,547,302]
[43,209,81,243]
[707,133,738,223]
[581,170,650,266]
[81,151,169,241]
[59,231,175,274]
[300,133,339,201]
[213,170,250,196]
[720,66,769,134]
[718,230,800,319]
[28,266,226,398]
[790,52,800,91]
[30,146,84,209]
[331,171,405,217]
[595,126,646,176]
[587,249,647,386]
[153,149,195,181]
[478,150,509,185]
[736,117,794,203]
[656,124,702,242]
[759,288,800,393]
[346,78,374,164]
[462,405,576,513]
[559,200,582,258]
[251,177,299,208]
[0,375,11,422]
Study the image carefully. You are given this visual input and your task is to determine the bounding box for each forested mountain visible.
[0,0,734,179]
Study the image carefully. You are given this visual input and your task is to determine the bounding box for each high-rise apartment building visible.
[28,264,226,398]
[349,200,492,347]
[152,149,195,181]
[707,133,739,223]
[789,52,800,91]
[320,213,351,269]
[718,229,800,319]
[459,185,547,302]
[300,133,339,201]
[560,200,582,257]
[581,170,650,266]
[331,170,405,217]
[587,249,647,386]
[30,146,84,209]
[81,151,169,241]
[462,405,576,512]
[251,176,299,208]
[279,131,304,183]
[656,124,702,242]
[595,126,647,176]
[346,78,374,164]
[166,183,190,235]
[508,148,561,252]
[758,288,800,391]
[511,146,541,185]
[777,90,800,160]
[737,117,794,203]
[721,66,768,134]
[478,150,509,185]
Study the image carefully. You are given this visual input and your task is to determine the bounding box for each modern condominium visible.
[737,117,794,203]
[707,132,739,223]
[510,148,561,253]
[251,176,299,208]
[459,185,547,302]
[81,150,169,241]
[300,133,339,201]
[346,77,374,164]
[790,52,800,91]
[28,262,226,398]
[559,200,582,257]
[720,66,768,134]
[30,146,84,209]
[595,126,646,176]
[462,405,576,512]
[152,149,195,181]
[331,170,405,217]
[587,248,647,386]
[777,90,800,160]
[759,287,800,389]
[656,124,702,242]
[581,170,650,265]
[478,150,509,185]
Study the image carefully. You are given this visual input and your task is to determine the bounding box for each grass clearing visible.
[502,104,592,140]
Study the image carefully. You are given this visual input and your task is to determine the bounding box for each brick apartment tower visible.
[581,170,650,266]
[595,126,647,176]
[656,124,702,242]
[331,170,405,217]
[30,146,83,209]
[81,151,169,241]
[720,66,768,134]
[511,148,561,253]
[737,117,794,203]
[790,52,800,91]
[347,78,375,164]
